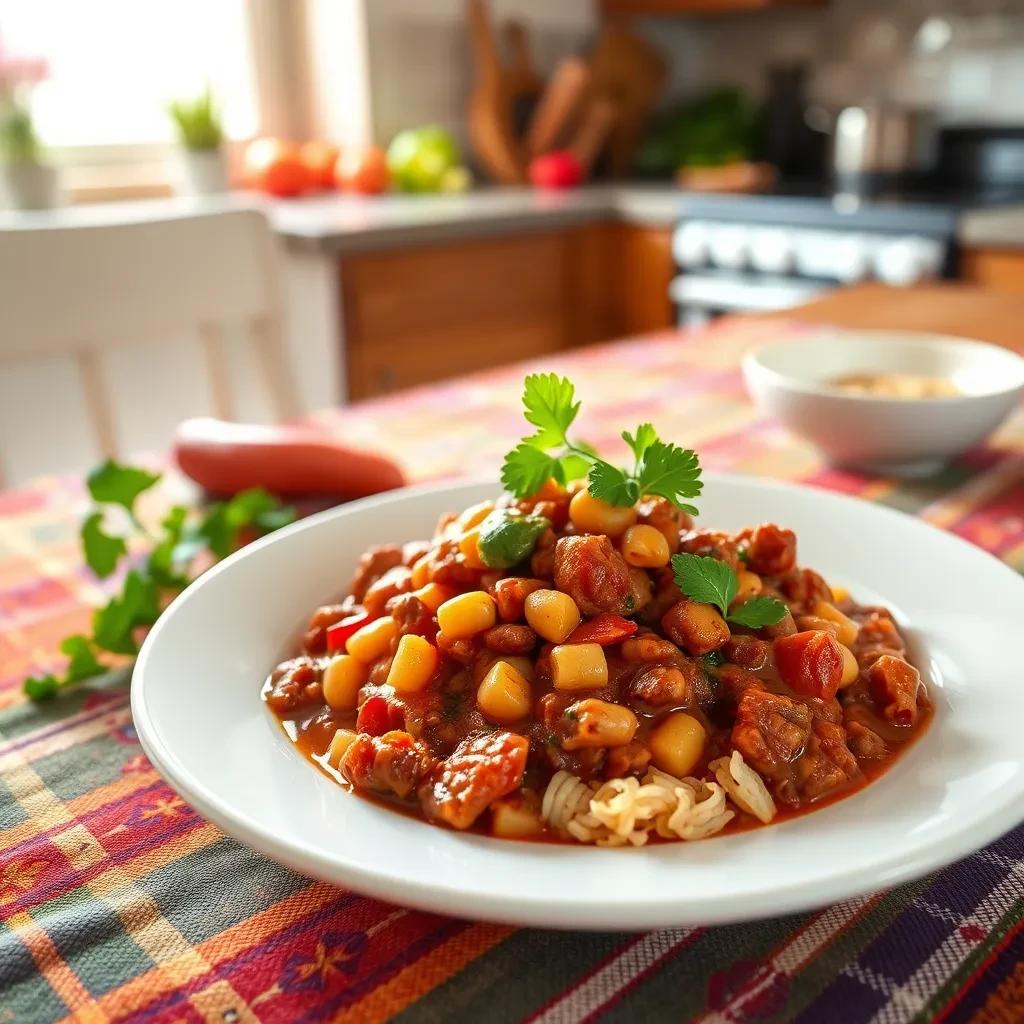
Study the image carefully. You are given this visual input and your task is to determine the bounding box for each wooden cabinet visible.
[600,0,823,15]
[960,248,1024,293]
[340,223,675,401]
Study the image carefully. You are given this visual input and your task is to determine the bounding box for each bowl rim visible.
[743,329,1024,406]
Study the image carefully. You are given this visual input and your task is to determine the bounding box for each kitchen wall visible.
[638,0,1024,124]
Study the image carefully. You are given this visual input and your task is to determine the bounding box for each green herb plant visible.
[24,460,294,700]
[671,552,788,629]
[167,85,223,151]
[501,374,703,514]
[0,98,42,163]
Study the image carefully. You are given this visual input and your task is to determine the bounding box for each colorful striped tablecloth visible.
[2,318,1023,1023]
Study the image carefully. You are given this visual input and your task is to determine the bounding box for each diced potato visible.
[524,589,580,643]
[569,488,637,537]
[732,570,763,605]
[437,591,497,638]
[322,654,367,710]
[813,601,859,646]
[551,643,608,691]
[477,661,532,723]
[562,698,638,749]
[649,712,706,778]
[839,644,859,686]
[325,729,358,768]
[490,794,544,838]
[457,500,495,531]
[346,616,398,662]
[386,634,440,693]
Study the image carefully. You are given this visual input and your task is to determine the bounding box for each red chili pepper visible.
[326,611,371,652]
[356,694,406,736]
[566,613,639,647]
[774,630,843,700]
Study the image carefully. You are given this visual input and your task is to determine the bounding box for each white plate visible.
[132,475,1024,930]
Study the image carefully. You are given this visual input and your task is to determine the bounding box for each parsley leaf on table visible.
[81,512,128,579]
[671,552,788,628]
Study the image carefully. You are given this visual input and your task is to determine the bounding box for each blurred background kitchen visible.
[2,0,1024,484]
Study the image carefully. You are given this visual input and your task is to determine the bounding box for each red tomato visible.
[566,614,638,646]
[299,140,340,190]
[774,631,843,700]
[356,694,406,735]
[243,138,310,197]
[325,611,372,652]
[529,150,584,189]
[335,145,390,194]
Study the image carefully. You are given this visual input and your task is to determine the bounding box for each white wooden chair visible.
[0,207,301,485]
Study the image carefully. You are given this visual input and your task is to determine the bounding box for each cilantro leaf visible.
[521,373,580,448]
[727,595,789,629]
[87,460,160,514]
[587,460,638,507]
[556,451,592,483]
[81,512,128,579]
[623,423,658,462]
[147,506,189,587]
[24,674,60,701]
[501,443,559,498]
[92,570,160,654]
[671,552,736,618]
[635,441,702,516]
[60,635,104,682]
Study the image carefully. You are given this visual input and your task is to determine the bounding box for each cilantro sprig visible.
[671,552,788,629]
[23,459,295,701]
[500,374,703,514]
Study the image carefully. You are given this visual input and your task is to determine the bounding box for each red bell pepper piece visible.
[566,613,638,647]
[326,611,371,652]
[774,630,843,700]
[356,694,406,736]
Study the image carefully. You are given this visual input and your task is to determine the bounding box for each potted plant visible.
[167,86,228,195]
[0,50,59,210]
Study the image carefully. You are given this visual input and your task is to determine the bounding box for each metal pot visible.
[830,103,936,186]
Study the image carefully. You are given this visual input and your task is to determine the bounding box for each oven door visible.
[670,272,830,328]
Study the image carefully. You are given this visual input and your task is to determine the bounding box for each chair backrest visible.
[0,207,300,483]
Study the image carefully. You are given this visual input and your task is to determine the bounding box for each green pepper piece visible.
[477,509,549,569]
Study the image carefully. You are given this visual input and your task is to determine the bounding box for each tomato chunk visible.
[325,611,372,651]
[566,613,639,646]
[774,630,843,700]
[356,694,406,735]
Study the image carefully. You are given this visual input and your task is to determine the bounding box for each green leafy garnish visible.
[671,552,788,628]
[23,463,295,701]
[500,374,703,514]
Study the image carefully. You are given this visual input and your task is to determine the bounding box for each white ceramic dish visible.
[743,329,1024,476]
[133,476,1024,931]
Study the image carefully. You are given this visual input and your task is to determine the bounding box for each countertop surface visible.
[2,184,1023,252]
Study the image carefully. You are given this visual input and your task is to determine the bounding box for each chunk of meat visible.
[621,633,684,663]
[388,594,436,639]
[422,539,483,589]
[679,529,741,572]
[845,719,889,760]
[363,565,413,617]
[403,540,430,567]
[867,655,921,726]
[639,566,683,625]
[778,568,832,614]
[530,529,557,580]
[723,635,771,672]
[732,689,812,797]
[795,717,861,802]
[553,535,633,615]
[604,740,652,779]
[351,545,404,603]
[715,664,764,702]
[435,630,477,666]
[493,577,546,622]
[661,599,730,656]
[418,731,529,830]
[856,610,906,656]
[636,495,690,554]
[761,608,798,639]
[628,567,653,614]
[626,661,707,707]
[739,524,797,577]
[567,614,638,647]
[302,603,353,655]
[483,623,537,655]
[341,730,434,798]
[265,657,324,713]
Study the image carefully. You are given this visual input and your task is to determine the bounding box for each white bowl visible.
[132,476,1024,930]
[743,329,1024,476]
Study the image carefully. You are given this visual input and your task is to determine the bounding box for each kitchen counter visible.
[4,184,1021,252]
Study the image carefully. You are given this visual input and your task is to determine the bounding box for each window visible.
[0,0,259,192]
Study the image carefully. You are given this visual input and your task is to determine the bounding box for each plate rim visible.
[132,472,1024,929]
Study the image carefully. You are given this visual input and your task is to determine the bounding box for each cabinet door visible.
[612,224,675,335]
[341,232,573,400]
[960,248,1024,293]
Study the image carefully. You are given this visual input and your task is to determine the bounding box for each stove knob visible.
[673,221,710,268]
[874,237,943,286]
[833,234,873,283]
[706,224,749,270]
[749,227,794,274]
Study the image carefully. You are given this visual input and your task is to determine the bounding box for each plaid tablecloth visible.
[2,318,1023,1024]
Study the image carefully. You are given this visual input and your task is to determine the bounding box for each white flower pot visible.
[0,161,61,210]
[175,149,229,196]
